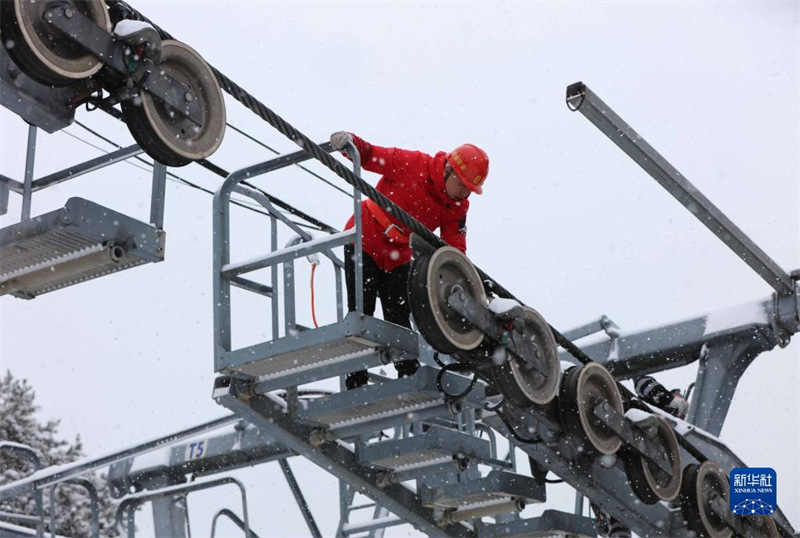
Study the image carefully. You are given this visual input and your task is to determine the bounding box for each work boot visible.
[345,370,369,390]
[395,359,420,379]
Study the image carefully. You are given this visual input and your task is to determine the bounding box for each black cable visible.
[71,120,327,232]
[494,406,540,445]
[435,362,479,402]
[78,104,340,234]
[226,123,352,198]
[545,478,564,484]
[484,398,505,413]
[115,1,608,369]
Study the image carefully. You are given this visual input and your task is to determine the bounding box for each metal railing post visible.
[21,124,37,220]
[150,161,167,228]
[346,142,364,315]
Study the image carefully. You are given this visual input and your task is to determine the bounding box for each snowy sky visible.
[1,1,798,536]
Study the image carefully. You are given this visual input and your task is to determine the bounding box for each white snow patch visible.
[488,297,520,314]
[607,337,619,361]
[672,419,695,436]
[703,299,768,336]
[113,19,156,37]
[624,408,653,423]
[0,521,68,538]
[0,441,35,451]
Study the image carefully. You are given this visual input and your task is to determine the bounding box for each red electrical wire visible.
[310,262,319,328]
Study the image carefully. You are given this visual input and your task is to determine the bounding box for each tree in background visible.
[0,370,120,536]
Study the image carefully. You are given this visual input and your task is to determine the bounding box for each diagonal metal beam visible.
[566,82,794,296]
[213,379,472,538]
[30,145,144,192]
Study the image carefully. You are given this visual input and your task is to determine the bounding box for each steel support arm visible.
[566,82,794,297]
[30,145,144,193]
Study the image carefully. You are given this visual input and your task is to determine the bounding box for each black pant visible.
[344,244,419,387]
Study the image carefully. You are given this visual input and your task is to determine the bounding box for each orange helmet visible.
[446,144,489,194]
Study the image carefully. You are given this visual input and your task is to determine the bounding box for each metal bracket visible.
[708,494,755,537]
[592,401,672,475]
[446,289,546,374]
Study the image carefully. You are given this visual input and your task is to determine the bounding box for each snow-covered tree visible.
[0,370,119,536]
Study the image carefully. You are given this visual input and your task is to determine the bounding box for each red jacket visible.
[344,134,469,272]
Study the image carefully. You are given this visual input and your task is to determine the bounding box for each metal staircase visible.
[0,1,797,535]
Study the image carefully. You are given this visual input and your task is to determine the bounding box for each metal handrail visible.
[49,479,99,538]
[212,141,363,363]
[0,442,45,536]
[210,508,260,538]
[116,477,250,538]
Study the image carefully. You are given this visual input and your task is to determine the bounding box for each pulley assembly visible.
[408,243,781,536]
[0,0,226,165]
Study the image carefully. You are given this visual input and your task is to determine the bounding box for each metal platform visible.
[358,428,492,471]
[223,313,419,381]
[297,366,485,434]
[0,197,165,299]
[421,470,546,510]
[476,510,596,537]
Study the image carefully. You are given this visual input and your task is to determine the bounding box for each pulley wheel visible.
[680,461,732,538]
[0,0,111,85]
[122,39,226,167]
[490,306,560,406]
[559,362,624,455]
[623,415,682,504]
[408,247,485,354]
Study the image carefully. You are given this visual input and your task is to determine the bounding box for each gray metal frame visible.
[212,143,359,374]
[0,126,164,229]
[210,509,261,538]
[0,113,169,299]
[0,416,240,502]
[214,380,473,538]
[115,477,251,538]
[0,443,100,538]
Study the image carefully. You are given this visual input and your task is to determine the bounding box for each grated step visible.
[421,470,546,510]
[231,336,376,378]
[0,197,163,298]
[298,367,484,431]
[359,428,491,471]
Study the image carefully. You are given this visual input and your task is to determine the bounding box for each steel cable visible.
[117,1,595,366]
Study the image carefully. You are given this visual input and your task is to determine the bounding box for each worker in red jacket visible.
[330,131,489,389]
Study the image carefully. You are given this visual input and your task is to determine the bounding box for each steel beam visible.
[0,415,239,501]
[221,230,354,278]
[150,161,167,229]
[21,124,36,220]
[30,145,143,193]
[564,299,779,380]
[566,82,794,296]
[278,459,322,538]
[687,330,774,436]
